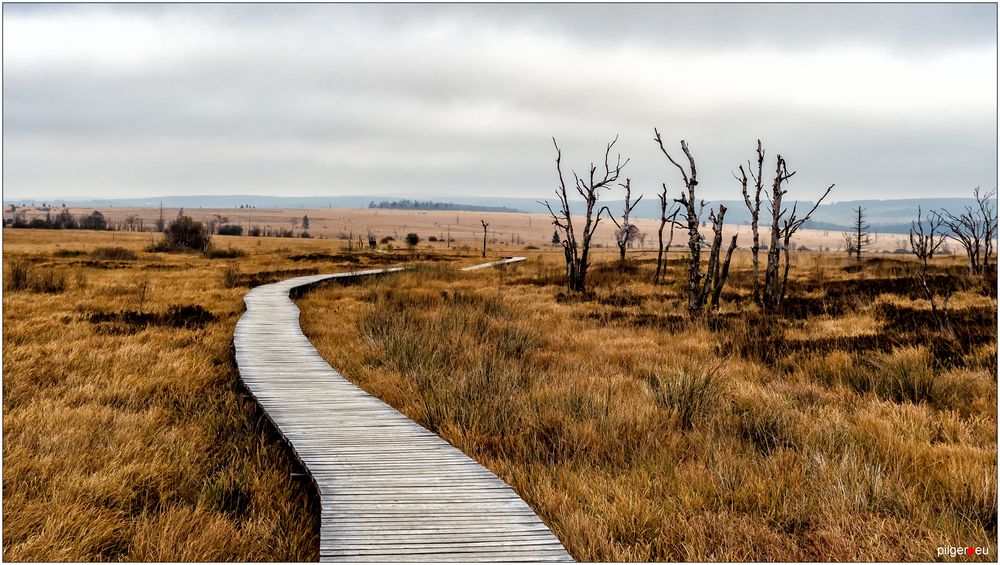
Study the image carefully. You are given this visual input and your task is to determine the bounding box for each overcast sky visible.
[3,3,997,202]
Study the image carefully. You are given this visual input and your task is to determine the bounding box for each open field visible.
[297,249,998,561]
[3,226,996,562]
[4,205,920,253]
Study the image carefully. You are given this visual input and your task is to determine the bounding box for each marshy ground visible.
[2,227,996,561]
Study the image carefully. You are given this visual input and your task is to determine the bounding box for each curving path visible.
[233,258,571,562]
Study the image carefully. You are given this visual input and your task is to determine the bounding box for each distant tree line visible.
[7,208,110,231]
[368,199,524,213]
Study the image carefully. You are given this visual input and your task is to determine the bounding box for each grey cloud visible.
[2,3,996,201]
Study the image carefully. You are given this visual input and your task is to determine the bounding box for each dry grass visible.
[4,229,470,561]
[4,225,995,562]
[298,249,997,561]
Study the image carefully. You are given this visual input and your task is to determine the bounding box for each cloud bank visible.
[2,3,996,201]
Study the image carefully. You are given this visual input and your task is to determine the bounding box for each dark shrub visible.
[53,209,78,229]
[217,224,243,236]
[6,257,32,291]
[53,249,87,258]
[405,233,420,247]
[79,211,107,230]
[149,215,211,251]
[380,236,394,244]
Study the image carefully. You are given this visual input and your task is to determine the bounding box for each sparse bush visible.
[90,247,138,261]
[4,257,66,293]
[221,263,241,289]
[31,269,67,293]
[6,257,32,291]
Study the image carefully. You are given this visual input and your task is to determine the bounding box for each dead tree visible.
[707,206,739,309]
[841,232,857,257]
[480,220,489,257]
[843,206,870,263]
[940,186,997,276]
[607,178,643,266]
[976,186,997,273]
[737,140,765,303]
[778,193,833,304]
[909,207,952,331]
[542,136,628,291]
[654,129,736,314]
[761,154,833,311]
[653,184,680,285]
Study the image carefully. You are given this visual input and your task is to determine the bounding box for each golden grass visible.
[2,229,410,561]
[297,250,997,561]
[4,226,995,561]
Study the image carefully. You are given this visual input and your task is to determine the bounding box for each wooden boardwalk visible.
[233,259,570,562]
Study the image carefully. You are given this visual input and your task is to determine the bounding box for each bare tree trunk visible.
[762,157,787,310]
[711,234,739,309]
[610,178,642,267]
[780,233,792,304]
[654,184,679,285]
[481,220,489,257]
[700,206,725,304]
[656,130,735,315]
[739,140,765,304]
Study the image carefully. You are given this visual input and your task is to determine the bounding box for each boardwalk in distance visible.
[233,260,571,562]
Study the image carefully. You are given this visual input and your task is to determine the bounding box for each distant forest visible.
[368,199,524,213]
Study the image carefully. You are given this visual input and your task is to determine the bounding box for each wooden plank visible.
[233,260,572,562]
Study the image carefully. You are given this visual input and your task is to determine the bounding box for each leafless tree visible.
[843,206,870,263]
[909,207,952,331]
[778,194,833,304]
[607,178,643,266]
[939,186,997,276]
[761,154,833,311]
[654,129,736,314]
[841,232,857,257]
[542,136,629,291]
[653,184,680,285]
[480,220,489,258]
[707,205,739,309]
[737,140,765,303]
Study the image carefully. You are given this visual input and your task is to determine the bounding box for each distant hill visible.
[368,199,525,213]
[5,194,993,236]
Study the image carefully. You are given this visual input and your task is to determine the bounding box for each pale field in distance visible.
[7,206,915,253]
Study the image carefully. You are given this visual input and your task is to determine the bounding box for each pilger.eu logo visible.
[937,545,990,557]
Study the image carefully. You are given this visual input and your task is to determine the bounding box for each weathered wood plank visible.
[233,259,569,562]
